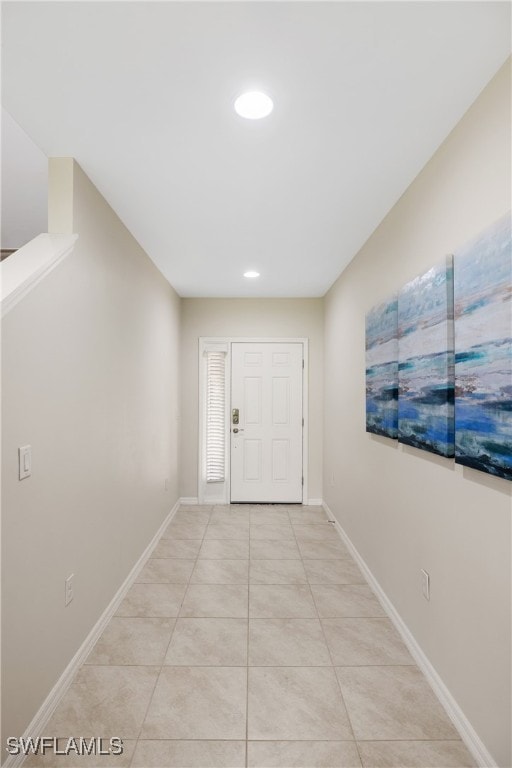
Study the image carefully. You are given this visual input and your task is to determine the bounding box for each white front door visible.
[230,342,303,503]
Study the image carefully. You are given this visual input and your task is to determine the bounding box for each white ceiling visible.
[2,2,510,297]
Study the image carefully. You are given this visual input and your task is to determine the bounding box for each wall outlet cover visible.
[421,568,430,601]
[19,445,32,480]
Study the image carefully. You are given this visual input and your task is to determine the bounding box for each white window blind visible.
[206,351,226,482]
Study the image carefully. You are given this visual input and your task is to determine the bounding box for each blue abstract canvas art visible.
[366,297,398,438]
[398,256,454,456]
[454,213,512,480]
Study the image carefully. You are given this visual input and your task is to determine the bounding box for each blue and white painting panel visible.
[366,297,398,438]
[398,256,454,457]
[454,213,512,480]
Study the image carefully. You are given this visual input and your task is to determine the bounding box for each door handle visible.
[232,428,244,434]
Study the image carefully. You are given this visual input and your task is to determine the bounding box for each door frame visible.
[198,337,309,505]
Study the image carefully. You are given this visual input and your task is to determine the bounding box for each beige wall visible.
[1,160,181,747]
[180,298,323,501]
[323,61,511,766]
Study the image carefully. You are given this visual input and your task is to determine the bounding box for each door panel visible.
[244,378,262,424]
[272,439,289,481]
[243,440,262,481]
[272,377,290,424]
[230,342,303,503]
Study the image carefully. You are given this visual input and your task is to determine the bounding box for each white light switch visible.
[19,445,32,480]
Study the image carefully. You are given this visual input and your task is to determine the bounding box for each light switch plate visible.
[19,445,32,480]
[65,574,74,606]
[421,568,430,601]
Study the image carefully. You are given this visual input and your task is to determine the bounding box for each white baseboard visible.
[322,501,497,768]
[185,498,324,507]
[3,500,180,768]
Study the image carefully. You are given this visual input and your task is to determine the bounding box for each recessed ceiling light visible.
[234,92,273,120]
[244,270,260,278]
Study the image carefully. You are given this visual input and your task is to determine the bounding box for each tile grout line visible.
[246,507,254,768]
[198,504,249,766]
[172,506,212,622]
[131,504,212,766]
[316,608,364,767]
[292,507,365,765]
[301,511,369,765]
[87,506,209,768]
[290,512,321,624]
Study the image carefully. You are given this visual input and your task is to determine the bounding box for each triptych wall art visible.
[365,212,511,481]
[365,297,398,438]
[398,256,454,457]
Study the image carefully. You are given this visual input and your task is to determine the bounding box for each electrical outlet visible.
[421,569,430,601]
[19,445,32,480]
[65,574,74,606]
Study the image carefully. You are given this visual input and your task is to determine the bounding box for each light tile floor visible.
[26,505,476,768]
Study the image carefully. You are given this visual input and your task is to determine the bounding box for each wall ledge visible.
[1,233,78,318]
